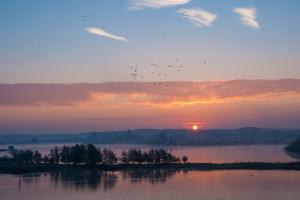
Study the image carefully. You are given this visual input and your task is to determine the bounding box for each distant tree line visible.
[7,144,188,165]
[285,137,300,153]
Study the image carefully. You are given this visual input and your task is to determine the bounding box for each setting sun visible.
[192,125,199,131]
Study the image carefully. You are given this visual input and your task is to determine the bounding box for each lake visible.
[0,143,297,163]
[1,144,300,199]
[1,170,300,200]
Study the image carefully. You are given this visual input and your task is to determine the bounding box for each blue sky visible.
[0,0,300,83]
[1,1,300,132]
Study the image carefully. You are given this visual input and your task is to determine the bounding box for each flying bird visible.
[82,16,88,23]
[150,63,159,68]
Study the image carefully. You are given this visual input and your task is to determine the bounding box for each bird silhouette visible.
[150,63,159,68]
[82,16,88,23]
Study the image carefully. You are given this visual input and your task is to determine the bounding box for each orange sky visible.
[1,79,300,133]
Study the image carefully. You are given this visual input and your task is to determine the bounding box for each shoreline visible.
[1,162,300,174]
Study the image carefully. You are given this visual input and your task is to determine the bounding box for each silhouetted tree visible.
[121,148,180,164]
[49,147,60,164]
[128,149,143,163]
[12,150,34,163]
[148,149,156,163]
[60,146,71,163]
[175,157,181,163]
[43,155,50,163]
[23,150,34,163]
[120,150,129,163]
[182,156,188,163]
[102,148,117,165]
[142,151,152,163]
[286,137,300,153]
[69,144,86,164]
[10,144,185,166]
[86,144,100,165]
[33,150,42,163]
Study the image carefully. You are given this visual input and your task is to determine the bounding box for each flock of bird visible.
[128,57,208,87]
[82,16,88,23]
[128,60,180,87]
[81,15,208,88]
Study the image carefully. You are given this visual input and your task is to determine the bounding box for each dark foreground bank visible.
[1,162,300,174]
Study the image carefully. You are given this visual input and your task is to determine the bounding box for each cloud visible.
[129,0,190,10]
[86,27,128,42]
[177,8,217,28]
[234,7,260,29]
[1,79,300,107]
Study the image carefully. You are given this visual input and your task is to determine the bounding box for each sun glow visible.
[192,125,199,130]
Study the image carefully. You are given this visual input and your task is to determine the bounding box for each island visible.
[0,144,300,174]
[285,137,300,160]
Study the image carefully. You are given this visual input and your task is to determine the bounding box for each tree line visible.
[285,137,300,153]
[8,144,188,165]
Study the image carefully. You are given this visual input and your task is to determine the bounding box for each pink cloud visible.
[0,79,300,107]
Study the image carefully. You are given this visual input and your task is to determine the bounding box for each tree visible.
[148,149,156,163]
[120,150,129,163]
[286,137,300,153]
[102,148,117,165]
[86,144,100,165]
[182,156,188,163]
[142,151,152,163]
[69,144,86,164]
[12,150,34,163]
[175,157,181,163]
[128,149,143,163]
[43,155,50,163]
[122,148,178,164]
[49,147,60,164]
[60,146,70,163]
[23,150,34,163]
[33,150,42,163]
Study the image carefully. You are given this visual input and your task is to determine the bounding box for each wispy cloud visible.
[1,79,300,107]
[86,27,128,42]
[234,7,260,29]
[177,8,217,28]
[129,0,190,10]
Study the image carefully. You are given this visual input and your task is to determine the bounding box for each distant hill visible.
[285,137,300,153]
[0,127,299,146]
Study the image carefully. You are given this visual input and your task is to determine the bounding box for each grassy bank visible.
[1,162,300,174]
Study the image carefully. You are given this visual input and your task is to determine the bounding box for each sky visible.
[0,0,300,133]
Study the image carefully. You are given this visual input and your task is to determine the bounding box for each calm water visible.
[1,170,300,200]
[0,143,297,163]
[1,144,299,199]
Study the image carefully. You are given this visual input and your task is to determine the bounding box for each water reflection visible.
[21,173,43,185]
[2,170,300,200]
[19,169,180,192]
[121,169,178,185]
[49,170,118,191]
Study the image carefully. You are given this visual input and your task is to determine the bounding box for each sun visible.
[192,125,199,131]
